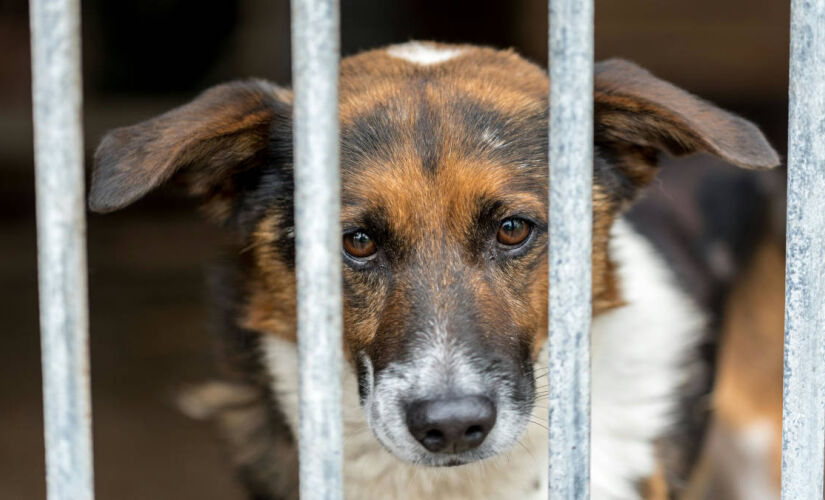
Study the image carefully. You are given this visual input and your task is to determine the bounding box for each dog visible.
[89,42,780,499]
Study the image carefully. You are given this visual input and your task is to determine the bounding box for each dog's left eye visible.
[343,230,377,259]
[497,217,532,246]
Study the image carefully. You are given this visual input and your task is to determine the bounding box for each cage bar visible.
[28,0,94,499]
[781,0,825,498]
[290,0,344,498]
[547,0,594,497]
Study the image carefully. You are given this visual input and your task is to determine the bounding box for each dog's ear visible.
[593,59,780,191]
[89,80,291,220]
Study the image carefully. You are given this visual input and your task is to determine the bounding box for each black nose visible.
[405,395,497,453]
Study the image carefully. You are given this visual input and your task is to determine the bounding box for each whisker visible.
[516,437,537,463]
[528,419,549,431]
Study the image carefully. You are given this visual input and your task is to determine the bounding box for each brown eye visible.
[497,218,531,246]
[343,230,377,259]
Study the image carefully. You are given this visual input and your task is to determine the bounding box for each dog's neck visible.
[589,218,704,499]
[262,218,703,500]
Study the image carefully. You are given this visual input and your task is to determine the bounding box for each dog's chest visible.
[261,219,703,499]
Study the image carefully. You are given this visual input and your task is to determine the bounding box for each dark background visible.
[0,1,789,498]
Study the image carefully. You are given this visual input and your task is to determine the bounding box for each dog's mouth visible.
[442,458,469,467]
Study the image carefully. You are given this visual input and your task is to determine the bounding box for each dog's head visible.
[90,42,778,467]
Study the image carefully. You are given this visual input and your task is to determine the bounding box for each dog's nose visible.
[405,395,497,453]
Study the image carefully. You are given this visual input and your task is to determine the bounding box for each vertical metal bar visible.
[782,0,825,498]
[28,0,94,499]
[290,0,343,498]
[548,0,594,497]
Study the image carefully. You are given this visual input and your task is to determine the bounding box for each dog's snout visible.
[405,396,497,454]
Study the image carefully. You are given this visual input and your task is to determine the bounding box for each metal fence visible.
[28,0,824,499]
[30,0,93,500]
[781,0,825,498]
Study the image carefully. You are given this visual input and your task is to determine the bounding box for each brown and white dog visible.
[88,42,780,499]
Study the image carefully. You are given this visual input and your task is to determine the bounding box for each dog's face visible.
[89,43,778,467]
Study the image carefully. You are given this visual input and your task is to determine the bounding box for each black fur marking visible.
[592,148,642,206]
[455,97,548,173]
[341,102,403,172]
[206,263,299,500]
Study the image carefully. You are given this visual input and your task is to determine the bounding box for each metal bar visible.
[28,0,94,499]
[290,0,343,498]
[782,0,825,497]
[548,0,594,497]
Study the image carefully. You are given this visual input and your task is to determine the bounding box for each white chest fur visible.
[262,219,703,500]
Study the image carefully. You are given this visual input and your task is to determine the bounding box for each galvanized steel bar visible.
[29,0,94,499]
[290,0,344,498]
[548,0,594,497]
[782,0,825,497]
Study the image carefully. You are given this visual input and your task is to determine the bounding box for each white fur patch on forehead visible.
[386,41,465,66]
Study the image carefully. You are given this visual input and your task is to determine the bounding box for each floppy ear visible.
[89,80,292,220]
[593,59,780,192]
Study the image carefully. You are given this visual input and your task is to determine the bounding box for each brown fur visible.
[240,212,298,342]
[715,237,784,466]
[702,236,785,496]
[643,464,671,500]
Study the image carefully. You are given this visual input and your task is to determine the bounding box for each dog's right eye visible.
[497,217,531,247]
[343,230,377,259]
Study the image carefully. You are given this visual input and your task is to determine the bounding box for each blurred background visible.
[1,1,789,498]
